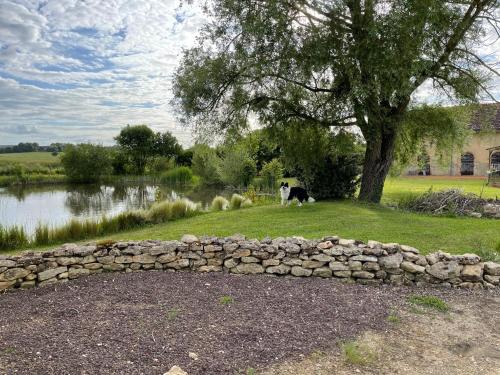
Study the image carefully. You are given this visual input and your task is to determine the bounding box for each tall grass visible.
[0,225,29,251]
[211,196,229,211]
[0,200,182,252]
[28,199,203,250]
[230,193,252,209]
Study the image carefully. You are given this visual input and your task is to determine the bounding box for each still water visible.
[0,183,226,235]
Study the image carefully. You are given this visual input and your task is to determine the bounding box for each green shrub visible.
[260,159,283,190]
[191,144,222,185]
[279,125,362,200]
[160,166,194,186]
[61,144,112,183]
[219,148,257,187]
[211,196,229,211]
[297,154,360,200]
[149,156,176,174]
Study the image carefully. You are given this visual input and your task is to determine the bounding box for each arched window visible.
[491,152,500,171]
[461,153,474,175]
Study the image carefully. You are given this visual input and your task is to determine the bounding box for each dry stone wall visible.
[1,234,499,292]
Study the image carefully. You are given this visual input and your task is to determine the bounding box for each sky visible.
[0,1,498,147]
[0,0,205,146]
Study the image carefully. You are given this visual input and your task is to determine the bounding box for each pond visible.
[0,183,228,236]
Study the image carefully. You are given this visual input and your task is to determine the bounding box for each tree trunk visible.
[358,128,398,203]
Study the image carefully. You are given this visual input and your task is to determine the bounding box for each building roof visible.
[470,103,500,132]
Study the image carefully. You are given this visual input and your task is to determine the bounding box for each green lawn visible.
[382,176,497,203]
[85,200,499,255]
[0,152,61,166]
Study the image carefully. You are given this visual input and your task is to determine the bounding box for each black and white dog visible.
[280,182,315,206]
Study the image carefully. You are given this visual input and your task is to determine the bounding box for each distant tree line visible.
[0,143,67,154]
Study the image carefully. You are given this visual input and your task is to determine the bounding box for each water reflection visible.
[0,183,228,235]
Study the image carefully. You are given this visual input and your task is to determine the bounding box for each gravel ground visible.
[0,271,495,375]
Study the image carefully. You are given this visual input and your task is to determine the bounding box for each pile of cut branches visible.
[398,189,488,217]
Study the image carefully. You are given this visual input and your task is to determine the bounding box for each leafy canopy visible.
[174,0,498,137]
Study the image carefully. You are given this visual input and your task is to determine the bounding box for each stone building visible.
[406,103,500,177]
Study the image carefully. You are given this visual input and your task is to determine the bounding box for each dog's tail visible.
[308,197,315,203]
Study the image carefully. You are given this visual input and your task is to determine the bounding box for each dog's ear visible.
[280,182,284,187]
[284,182,289,187]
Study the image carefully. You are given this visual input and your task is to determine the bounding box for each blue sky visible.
[0,1,498,146]
[0,0,204,145]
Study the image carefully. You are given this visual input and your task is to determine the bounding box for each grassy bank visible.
[6,200,498,256]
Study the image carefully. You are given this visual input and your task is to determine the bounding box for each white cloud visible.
[0,0,204,146]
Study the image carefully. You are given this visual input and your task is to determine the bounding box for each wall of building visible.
[406,132,500,176]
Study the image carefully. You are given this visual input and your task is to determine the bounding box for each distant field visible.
[0,152,61,166]
[382,176,498,203]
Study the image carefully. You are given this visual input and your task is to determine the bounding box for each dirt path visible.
[264,294,500,375]
[0,271,498,375]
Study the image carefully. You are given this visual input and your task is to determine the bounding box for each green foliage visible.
[393,105,474,172]
[110,149,130,175]
[260,159,283,190]
[115,125,156,174]
[160,167,194,186]
[407,295,449,312]
[280,125,362,200]
[218,147,257,187]
[191,144,222,186]
[148,156,175,175]
[225,129,280,171]
[176,149,194,166]
[0,225,28,251]
[154,131,182,159]
[60,144,112,183]
[211,196,229,211]
[219,295,234,305]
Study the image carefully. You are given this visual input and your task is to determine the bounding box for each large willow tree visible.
[173,0,499,202]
